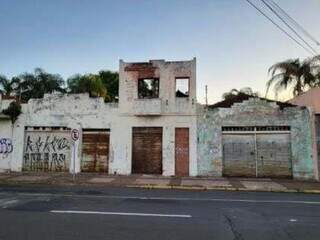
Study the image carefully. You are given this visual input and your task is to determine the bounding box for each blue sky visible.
[0,0,319,103]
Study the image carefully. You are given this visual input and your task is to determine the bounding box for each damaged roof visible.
[208,93,297,110]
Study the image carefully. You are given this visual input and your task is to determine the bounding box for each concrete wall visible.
[10,93,119,173]
[289,88,320,180]
[0,119,13,172]
[116,58,198,176]
[0,96,15,172]
[197,98,318,180]
[119,59,197,115]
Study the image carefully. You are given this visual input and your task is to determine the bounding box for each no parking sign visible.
[71,129,79,178]
[71,129,79,141]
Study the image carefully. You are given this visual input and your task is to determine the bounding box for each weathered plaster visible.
[197,98,318,180]
[0,58,198,176]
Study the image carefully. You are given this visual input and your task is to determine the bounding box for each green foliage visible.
[17,68,65,102]
[266,55,320,98]
[2,101,22,123]
[67,71,119,102]
[67,74,107,99]
[0,68,119,103]
[98,70,119,102]
[222,87,260,100]
[0,75,20,97]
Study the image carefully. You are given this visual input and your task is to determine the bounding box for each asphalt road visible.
[0,185,320,240]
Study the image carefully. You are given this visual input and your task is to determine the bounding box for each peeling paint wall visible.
[0,58,198,176]
[0,120,13,172]
[0,96,14,172]
[117,59,197,176]
[197,98,318,180]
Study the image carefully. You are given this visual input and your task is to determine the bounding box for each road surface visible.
[0,185,320,240]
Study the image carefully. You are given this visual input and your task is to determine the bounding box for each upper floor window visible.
[176,78,189,97]
[138,78,159,99]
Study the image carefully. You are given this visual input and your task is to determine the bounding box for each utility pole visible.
[205,85,208,107]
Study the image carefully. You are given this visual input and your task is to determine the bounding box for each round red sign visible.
[71,129,79,141]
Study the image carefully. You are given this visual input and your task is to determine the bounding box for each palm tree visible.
[18,68,65,101]
[0,75,20,97]
[67,74,107,100]
[266,58,317,98]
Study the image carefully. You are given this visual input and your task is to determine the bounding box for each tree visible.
[0,75,20,97]
[222,87,259,100]
[17,68,65,102]
[98,70,119,102]
[67,74,107,99]
[2,101,21,123]
[266,58,318,97]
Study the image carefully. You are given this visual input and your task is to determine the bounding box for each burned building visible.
[0,59,197,177]
[0,59,319,180]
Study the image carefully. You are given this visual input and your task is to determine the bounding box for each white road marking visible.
[0,199,19,208]
[50,210,192,218]
[289,219,297,222]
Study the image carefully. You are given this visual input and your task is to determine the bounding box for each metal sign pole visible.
[71,129,80,182]
[73,141,76,181]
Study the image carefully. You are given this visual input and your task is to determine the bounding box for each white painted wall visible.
[0,119,13,172]
[0,59,198,176]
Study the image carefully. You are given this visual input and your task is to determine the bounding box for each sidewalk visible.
[0,172,320,193]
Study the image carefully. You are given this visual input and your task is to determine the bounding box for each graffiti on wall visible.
[23,133,71,171]
[0,138,13,156]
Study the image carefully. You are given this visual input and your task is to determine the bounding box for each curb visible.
[1,179,320,194]
[126,184,320,194]
[300,189,320,194]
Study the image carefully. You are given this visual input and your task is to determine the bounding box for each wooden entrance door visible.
[132,127,163,174]
[81,129,110,172]
[175,128,189,176]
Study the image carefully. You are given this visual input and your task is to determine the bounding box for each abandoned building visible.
[0,59,319,181]
[198,93,318,180]
[0,59,197,177]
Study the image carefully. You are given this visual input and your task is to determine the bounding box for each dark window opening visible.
[222,126,290,132]
[138,78,159,99]
[176,78,189,97]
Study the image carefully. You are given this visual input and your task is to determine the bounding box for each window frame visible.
[175,77,190,98]
[137,78,160,99]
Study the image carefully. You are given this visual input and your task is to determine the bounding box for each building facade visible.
[0,59,198,177]
[0,59,319,180]
[198,97,318,180]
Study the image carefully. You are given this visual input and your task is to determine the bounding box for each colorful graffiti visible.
[0,138,13,155]
[23,133,70,171]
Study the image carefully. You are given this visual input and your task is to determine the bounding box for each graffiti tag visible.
[0,138,13,154]
[23,134,70,172]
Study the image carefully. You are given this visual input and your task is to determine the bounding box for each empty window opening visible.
[176,78,189,97]
[222,126,290,132]
[138,78,159,99]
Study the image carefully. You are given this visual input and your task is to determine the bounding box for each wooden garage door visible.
[175,128,189,176]
[132,127,162,174]
[81,129,109,172]
[222,134,256,177]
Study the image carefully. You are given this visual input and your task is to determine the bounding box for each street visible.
[0,186,319,239]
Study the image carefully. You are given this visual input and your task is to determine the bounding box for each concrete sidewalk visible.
[0,172,320,193]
